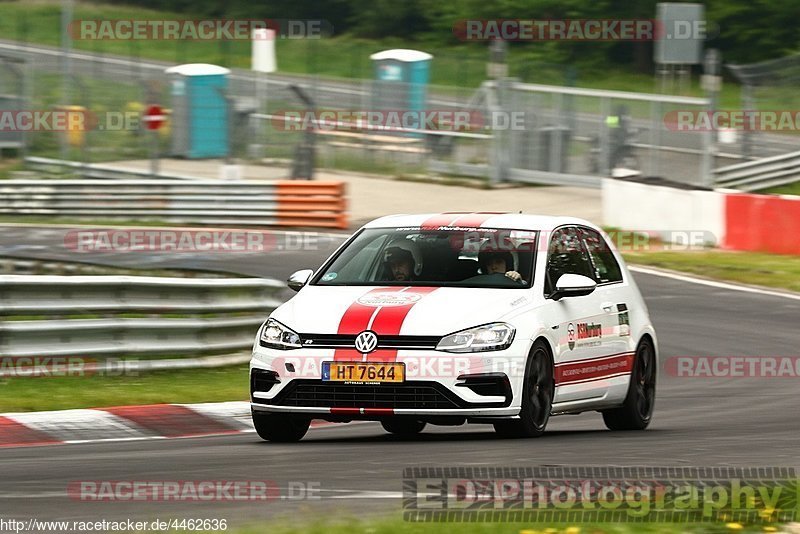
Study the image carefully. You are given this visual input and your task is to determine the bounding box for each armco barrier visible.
[0,275,283,360]
[724,193,800,254]
[0,179,348,229]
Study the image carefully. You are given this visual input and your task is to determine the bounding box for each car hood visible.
[269,285,536,336]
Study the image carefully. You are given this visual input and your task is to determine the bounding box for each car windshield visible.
[313,227,538,288]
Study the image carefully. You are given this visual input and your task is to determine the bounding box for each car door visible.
[578,226,632,360]
[543,226,616,404]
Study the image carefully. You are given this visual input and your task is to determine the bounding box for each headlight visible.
[259,318,302,350]
[435,323,515,353]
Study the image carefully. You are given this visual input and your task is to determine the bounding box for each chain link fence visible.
[6,31,795,189]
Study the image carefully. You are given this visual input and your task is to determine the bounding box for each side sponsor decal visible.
[566,321,603,350]
[555,352,634,386]
[617,303,630,337]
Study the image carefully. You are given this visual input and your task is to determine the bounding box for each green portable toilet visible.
[370,49,432,133]
[166,63,230,158]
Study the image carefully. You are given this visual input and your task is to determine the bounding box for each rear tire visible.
[494,341,553,438]
[602,337,656,431]
[381,419,426,436]
[252,411,310,442]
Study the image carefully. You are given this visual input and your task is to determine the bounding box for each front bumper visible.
[250,345,528,418]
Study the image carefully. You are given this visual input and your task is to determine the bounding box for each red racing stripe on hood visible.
[334,286,438,362]
[449,212,506,228]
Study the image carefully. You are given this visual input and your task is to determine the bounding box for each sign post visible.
[143,104,164,177]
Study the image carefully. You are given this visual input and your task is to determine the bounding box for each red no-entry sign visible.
[143,104,165,131]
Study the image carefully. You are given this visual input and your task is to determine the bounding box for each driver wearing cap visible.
[383,239,423,282]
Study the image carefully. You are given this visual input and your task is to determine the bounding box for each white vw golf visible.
[250,213,657,442]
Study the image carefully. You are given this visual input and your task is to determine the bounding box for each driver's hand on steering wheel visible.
[505,270,522,282]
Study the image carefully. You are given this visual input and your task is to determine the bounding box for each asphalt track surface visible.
[1,227,799,527]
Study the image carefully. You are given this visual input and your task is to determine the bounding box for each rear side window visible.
[545,227,594,293]
[580,228,623,284]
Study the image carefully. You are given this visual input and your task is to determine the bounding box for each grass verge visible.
[761,182,800,196]
[622,249,800,293]
[0,363,248,412]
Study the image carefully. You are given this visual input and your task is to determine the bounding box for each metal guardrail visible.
[0,178,348,228]
[24,156,201,180]
[713,150,800,191]
[0,275,282,360]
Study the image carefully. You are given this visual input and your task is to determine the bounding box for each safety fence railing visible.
[0,178,348,228]
[713,150,800,191]
[0,275,284,374]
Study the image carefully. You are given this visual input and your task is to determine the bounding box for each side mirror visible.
[549,273,597,301]
[287,269,313,292]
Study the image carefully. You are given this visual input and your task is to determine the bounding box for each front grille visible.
[267,380,461,409]
[300,334,440,350]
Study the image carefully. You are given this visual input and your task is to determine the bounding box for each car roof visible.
[362,212,600,233]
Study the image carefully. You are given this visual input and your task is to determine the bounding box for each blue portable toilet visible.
[370,49,432,133]
[165,63,230,159]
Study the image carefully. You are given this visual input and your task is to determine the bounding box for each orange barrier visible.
[275,181,348,229]
[724,193,800,254]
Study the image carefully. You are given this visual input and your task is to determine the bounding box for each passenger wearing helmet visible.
[383,239,423,282]
[478,243,524,283]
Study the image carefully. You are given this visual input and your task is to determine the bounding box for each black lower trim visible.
[254,379,510,409]
[250,369,280,399]
[456,373,513,405]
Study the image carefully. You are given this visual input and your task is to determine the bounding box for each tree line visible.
[97,0,799,66]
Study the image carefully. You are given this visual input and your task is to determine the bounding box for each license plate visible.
[322,362,405,383]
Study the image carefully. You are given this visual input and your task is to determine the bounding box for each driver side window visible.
[544,227,593,294]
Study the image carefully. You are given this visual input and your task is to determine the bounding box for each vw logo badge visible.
[354,331,378,354]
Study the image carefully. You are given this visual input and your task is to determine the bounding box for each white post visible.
[251,28,277,160]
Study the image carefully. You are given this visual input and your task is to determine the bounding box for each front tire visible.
[602,337,656,431]
[494,341,553,438]
[252,411,310,442]
[381,419,426,436]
